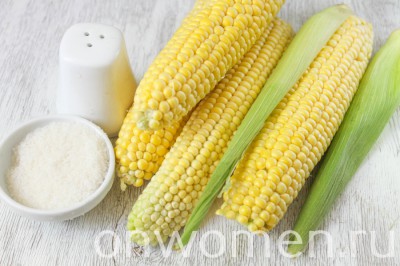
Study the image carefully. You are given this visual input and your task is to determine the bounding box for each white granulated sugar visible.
[6,121,109,210]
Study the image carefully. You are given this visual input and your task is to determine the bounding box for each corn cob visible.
[127,19,293,245]
[216,15,373,232]
[288,30,400,255]
[114,0,209,188]
[115,111,187,188]
[131,0,285,129]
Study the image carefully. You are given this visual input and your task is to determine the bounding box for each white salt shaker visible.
[57,23,136,136]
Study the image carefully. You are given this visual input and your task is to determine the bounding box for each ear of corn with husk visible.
[287,30,400,255]
[216,14,373,232]
[127,18,293,246]
[180,5,373,246]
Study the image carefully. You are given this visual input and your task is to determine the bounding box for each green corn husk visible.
[178,5,354,247]
[288,30,400,255]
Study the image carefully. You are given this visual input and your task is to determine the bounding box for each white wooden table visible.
[1,0,399,265]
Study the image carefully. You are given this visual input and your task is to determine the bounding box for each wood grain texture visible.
[0,0,399,265]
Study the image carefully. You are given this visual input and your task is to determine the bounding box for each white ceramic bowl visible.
[0,115,115,221]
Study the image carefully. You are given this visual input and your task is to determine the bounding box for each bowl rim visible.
[0,115,115,218]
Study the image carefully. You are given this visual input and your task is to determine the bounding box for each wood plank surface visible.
[0,0,399,265]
